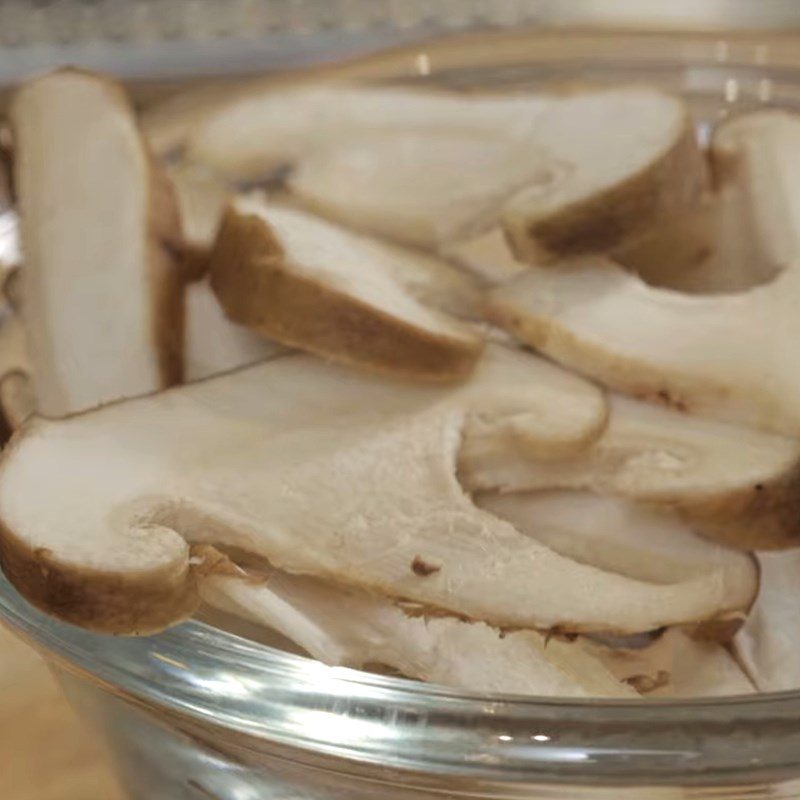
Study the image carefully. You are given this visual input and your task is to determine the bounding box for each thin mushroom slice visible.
[2,268,21,314]
[477,490,757,598]
[712,111,800,270]
[0,253,257,420]
[289,130,552,248]
[488,110,800,437]
[210,199,483,381]
[461,393,800,550]
[184,279,287,383]
[0,347,745,635]
[443,228,527,287]
[586,629,755,698]
[616,185,768,294]
[734,550,800,691]
[11,69,184,418]
[613,195,718,289]
[141,80,247,158]
[289,87,705,255]
[187,85,553,181]
[460,344,608,460]
[0,313,33,428]
[501,87,708,263]
[199,564,635,698]
[0,154,20,292]
[168,162,231,282]
[615,113,791,293]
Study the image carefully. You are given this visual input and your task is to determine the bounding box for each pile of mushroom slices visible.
[1,68,798,700]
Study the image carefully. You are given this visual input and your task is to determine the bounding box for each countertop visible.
[0,622,122,800]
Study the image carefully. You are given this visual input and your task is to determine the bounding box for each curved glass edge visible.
[3,572,800,788]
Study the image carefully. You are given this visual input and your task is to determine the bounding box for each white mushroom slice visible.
[616,115,790,294]
[188,85,553,181]
[501,88,707,262]
[587,629,755,697]
[461,345,607,459]
[734,550,800,691]
[0,347,746,635]
[488,110,800,437]
[674,180,773,293]
[289,130,551,248]
[288,88,705,254]
[460,343,608,459]
[199,566,635,698]
[654,638,755,697]
[0,277,216,425]
[141,80,245,157]
[11,69,184,418]
[168,162,230,281]
[0,372,34,431]
[443,228,527,286]
[0,158,20,285]
[0,313,33,428]
[712,111,800,270]
[613,197,718,289]
[184,280,286,382]
[477,491,757,596]
[2,268,21,314]
[621,185,770,294]
[210,200,483,381]
[460,394,800,550]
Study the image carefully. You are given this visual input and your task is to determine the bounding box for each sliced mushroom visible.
[712,111,800,271]
[184,279,287,382]
[0,160,20,294]
[11,69,184,418]
[487,110,800,437]
[0,272,282,418]
[586,628,755,697]
[288,87,706,255]
[619,185,771,294]
[461,394,800,549]
[141,79,246,158]
[199,562,635,698]
[0,346,749,636]
[168,162,230,282]
[500,87,708,262]
[187,85,553,181]
[0,313,33,428]
[673,178,772,293]
[613,195,718,289]
[460,344,607,460]
[615,114,789,293]
[210,199,483,381]
[734,550,800,691]
[289,129,552,248]
[0,107,28,429]
[443,227,527,286]
[477,490,757,595]
[2,268,21,314]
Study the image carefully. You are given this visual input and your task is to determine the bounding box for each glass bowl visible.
[4,24,800,800]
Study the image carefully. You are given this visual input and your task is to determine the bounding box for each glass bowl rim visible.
[6,571,800,788]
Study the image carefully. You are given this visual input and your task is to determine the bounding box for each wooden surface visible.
[0,623,123,800]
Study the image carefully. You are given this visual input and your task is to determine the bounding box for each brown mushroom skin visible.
[505,118,709,263]
[209,208,483,382]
